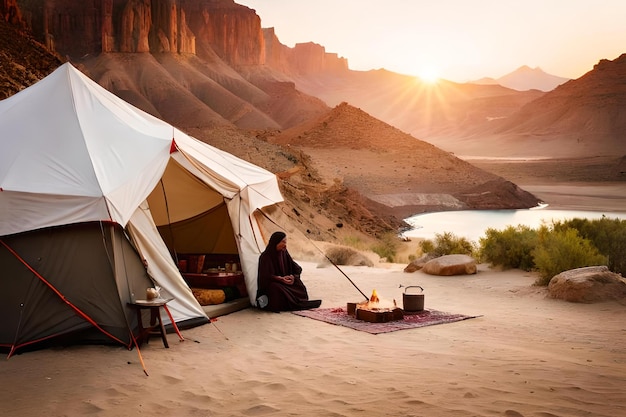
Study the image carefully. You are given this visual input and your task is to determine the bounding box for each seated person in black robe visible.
[256,231,321,312]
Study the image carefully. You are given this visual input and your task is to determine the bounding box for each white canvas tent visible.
[0,63,283,353]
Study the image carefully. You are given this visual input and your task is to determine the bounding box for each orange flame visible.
[356,289,397,312]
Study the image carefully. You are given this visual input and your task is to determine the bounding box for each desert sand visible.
[2,160,624,417]
[2,254,625,417]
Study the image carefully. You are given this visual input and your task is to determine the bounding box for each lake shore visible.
[471,156,626,212]
[519,182,626,212]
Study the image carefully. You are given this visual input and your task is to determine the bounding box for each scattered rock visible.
[421,254,477,276]
[548,266,626,304]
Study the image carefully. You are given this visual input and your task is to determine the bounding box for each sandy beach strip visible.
[521,182,626,213]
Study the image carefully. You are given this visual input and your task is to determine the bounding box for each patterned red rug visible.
[292,307,480,334]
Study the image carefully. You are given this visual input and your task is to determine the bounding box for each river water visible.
[403,208,626,242]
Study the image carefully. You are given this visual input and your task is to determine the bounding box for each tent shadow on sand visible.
[0,63,283,357]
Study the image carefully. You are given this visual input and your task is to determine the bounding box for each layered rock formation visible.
[11,0,333,131]
[0,3,62,99]
[184,0,263,66]
[263,27,348,75]
[17,0,346,75]
[2,0,24,27]
[27,0,197,56]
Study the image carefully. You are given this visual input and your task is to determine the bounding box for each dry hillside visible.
[0,18,62,98]
[260,103,540,219]
[467,54,626,158]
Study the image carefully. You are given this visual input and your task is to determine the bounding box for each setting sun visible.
[417,65,440,84]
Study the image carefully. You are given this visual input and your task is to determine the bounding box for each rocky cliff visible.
[2,0,24,27]
[16,0,346,75]
[263,27,348,75]
[0,2,62,99]
[22,0,198,56]
[11,0,331,132]
[183,0,263,66]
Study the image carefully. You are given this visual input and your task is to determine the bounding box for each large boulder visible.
[548,266,626,304]
[421,254,477,276]
[404,253,438,273]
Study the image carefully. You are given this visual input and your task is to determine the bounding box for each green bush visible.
[479,225,538,270]
[552,216,626,275]
[419,232,476,257]
[415,216,621,282]
[531,226,608,286]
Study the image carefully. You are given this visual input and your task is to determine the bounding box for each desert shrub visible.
[419,239,435,254]
[419,232,476,257]
[371,232,398,262]
[531,226,608,286]
[479,225,537,271]
[552,217,626,275]
[324,246,374,267]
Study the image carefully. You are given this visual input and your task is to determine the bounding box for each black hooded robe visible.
[256,232,320,312]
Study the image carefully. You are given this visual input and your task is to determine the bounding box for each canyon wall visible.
[16,0,259,60]
[183,0,263,66]
[1,0,24,26]
[263,27,348,75]
[16,0,348,74]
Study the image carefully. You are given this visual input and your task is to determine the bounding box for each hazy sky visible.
[237,0,626,82]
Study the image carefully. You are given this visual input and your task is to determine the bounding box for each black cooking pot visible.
[402,285,424,312]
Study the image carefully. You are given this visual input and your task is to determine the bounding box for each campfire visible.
[348,289,404,323]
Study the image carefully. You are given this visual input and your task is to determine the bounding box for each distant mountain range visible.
[293,56,626,158]
[471,66,571,92]
[459,55,626,158]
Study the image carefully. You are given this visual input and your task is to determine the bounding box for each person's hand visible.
[282,275,294,285]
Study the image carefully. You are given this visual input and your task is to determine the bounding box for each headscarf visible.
[263,231,286,257]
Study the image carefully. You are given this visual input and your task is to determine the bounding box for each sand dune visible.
[2,261,624,417]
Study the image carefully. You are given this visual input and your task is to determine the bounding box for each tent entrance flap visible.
[156,204,238,255]
[148,158,224,226]
[147,157,239,261]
